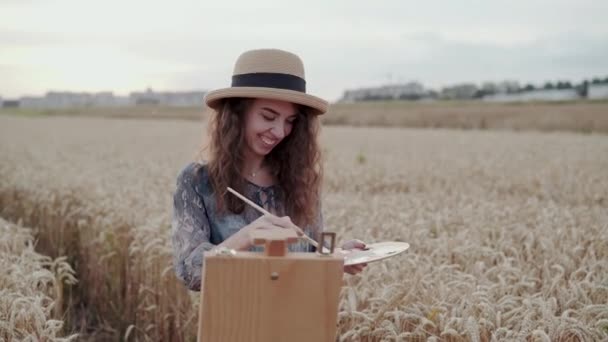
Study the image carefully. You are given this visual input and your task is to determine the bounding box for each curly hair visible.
[203,97,323,232]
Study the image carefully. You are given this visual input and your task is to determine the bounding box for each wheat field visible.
[1,114,607,341]
[0,217,77,341]
[3,100,608,134]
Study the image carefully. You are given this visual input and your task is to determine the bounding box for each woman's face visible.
[243,98,298,158]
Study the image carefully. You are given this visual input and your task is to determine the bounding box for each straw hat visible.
[204,49,329,115]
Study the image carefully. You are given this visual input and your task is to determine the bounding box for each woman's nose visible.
[270,122,286,139]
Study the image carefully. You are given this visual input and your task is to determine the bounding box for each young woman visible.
[171,49,366,291]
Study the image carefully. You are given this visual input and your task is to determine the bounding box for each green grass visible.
[0,108,48,117]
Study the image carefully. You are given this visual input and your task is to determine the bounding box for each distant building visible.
[2,99,20,108]
[483,88,580,102]
[14,89,204,108]
[20,96,47,108]
[341,82,426,102]
[440,83,478,100]
[130,88,205,107]
[130,89,160,105]
[163,91,206,107]
[45,92,89,108]
[90,92,129,107]
[588,84,608,99]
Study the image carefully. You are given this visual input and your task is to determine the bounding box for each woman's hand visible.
[218,215,299,251]
[341,239,368,275]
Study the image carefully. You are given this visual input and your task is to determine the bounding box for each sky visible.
[1,0,607,101]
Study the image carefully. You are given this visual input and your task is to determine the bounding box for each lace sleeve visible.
[171,163,215,291]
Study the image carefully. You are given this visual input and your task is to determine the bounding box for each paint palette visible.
[338,241,410,266]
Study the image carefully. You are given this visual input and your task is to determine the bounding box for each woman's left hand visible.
[341,239,368,275]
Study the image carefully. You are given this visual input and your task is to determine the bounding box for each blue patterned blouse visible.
[171,162,322,291]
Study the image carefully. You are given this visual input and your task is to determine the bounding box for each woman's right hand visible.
[217,215,300,251]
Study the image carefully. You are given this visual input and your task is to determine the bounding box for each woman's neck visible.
[242,154,275,187]
[243,154,264,177]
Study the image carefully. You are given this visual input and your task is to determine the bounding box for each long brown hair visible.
[204,97,323,231]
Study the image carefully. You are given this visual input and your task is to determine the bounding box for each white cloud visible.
[1,0,607,100]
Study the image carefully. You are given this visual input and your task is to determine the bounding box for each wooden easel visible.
[198,230,344,342]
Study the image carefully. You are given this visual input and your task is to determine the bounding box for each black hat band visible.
[232,72,306,93]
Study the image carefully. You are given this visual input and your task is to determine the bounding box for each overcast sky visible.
[1,0,607,101]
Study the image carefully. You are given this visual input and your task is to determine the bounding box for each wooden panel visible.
[199,252,344,342]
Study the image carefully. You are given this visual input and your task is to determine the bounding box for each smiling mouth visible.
[260,135,277,147]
